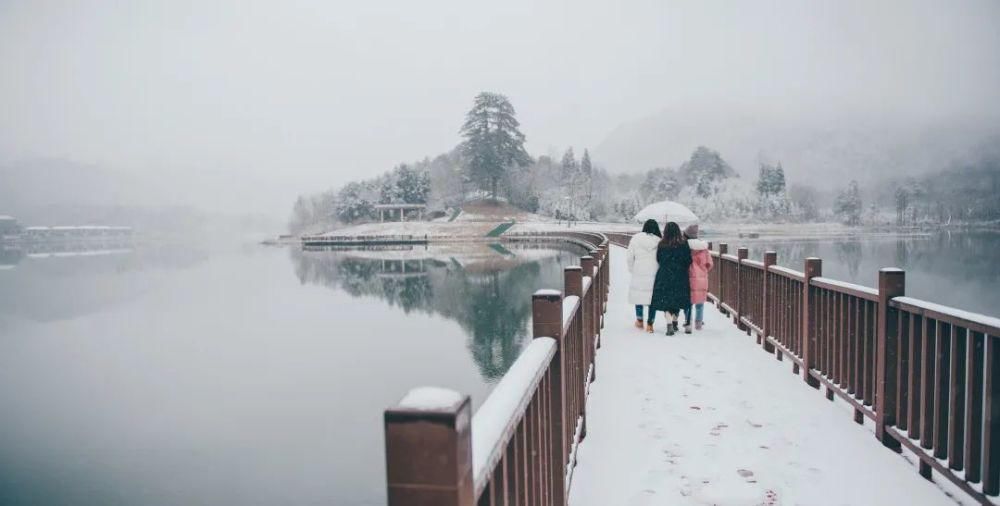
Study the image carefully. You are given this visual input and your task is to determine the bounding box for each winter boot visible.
[684,324,692,334]
[645,323,654,333]
[672,321,679,333]
[666,324,676,336]
[635,319,643,329]
[695,321,704,331]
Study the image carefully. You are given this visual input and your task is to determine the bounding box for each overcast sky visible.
[2,0,998,215]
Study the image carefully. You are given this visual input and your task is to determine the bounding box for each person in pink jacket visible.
[684,224,713,330]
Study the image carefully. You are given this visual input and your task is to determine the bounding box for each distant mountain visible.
[0,158,280,236]
[591,105,1000,185]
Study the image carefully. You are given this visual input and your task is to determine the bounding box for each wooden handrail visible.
[704,240,1000,504]
[383,232,610,506]
[607,230,999,504]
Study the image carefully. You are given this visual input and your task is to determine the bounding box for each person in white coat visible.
[627,219,662,333]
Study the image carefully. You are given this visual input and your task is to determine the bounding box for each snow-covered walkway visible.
[568,246,955,506]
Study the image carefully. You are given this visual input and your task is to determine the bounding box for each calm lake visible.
[0,242,581,506]
[728,230,1000,316]
[0,230,997,505]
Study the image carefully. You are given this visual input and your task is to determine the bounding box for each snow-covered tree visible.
[640,167,681,202]
[834,180,863,226]
[560,147,577,180]
[459,92,531,199]
[392,164,430,204]
[679,146,737,197]
[755,162,792,219]
[676,178,756,222]
[756,162,787,196]
[337,180,378,223]
[580,149,593,205]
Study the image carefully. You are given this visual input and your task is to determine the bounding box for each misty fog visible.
[2,0,998,222]
[4,3,1000,505]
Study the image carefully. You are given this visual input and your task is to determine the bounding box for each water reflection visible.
[739,231,1000,316]
[0,242,208,326]
[291,243,581,380]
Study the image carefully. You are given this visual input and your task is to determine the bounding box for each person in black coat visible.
[650,221,692,335]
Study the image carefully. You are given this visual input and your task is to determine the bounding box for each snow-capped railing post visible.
[762,251,777,353]
[717,243,729,311]
[736,247,749,331]
[384,389,474,506]
[567,264,589,384]
[532,289,567,506]
[582,254,597,340]
[876,268,905,451]
[802,257,823,388]
[567,262,590,441]
[601,244,610,314]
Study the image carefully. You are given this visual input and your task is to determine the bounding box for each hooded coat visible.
[626,232,660,305]
[651,241,692,314]
[687,239,713,304]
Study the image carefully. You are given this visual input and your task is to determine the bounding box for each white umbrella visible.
[633,200,698,225]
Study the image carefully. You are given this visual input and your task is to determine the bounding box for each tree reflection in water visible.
[290,245,579,381]
[834,240,862,278]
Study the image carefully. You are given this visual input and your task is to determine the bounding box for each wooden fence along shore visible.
[383,232,611,506]
[381,230,1000,505]
[702,241,1000,505]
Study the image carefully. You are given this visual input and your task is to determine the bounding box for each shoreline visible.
[278,220,998,246]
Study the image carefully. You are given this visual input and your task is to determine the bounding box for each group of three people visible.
[626,219,714,335]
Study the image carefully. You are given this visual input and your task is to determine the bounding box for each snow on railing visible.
[470,338,556,491]
[891,296,1000,332]
[769,264,804,279]
[398,386,465,411]
[383,232,611,506]
[563,296,580,328]
[811,276,879,300]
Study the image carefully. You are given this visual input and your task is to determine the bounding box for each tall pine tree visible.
[459,92,531,199]
[560,147,577,179]
[580,149,594,212]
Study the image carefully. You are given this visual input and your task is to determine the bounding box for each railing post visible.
[718,243,729,311]
[566,264,591,382]
[581,254,595,312]
[384,390,474,506]
[532,290,567,506]
[568,262,589,442]
[876,268,905,451]
[736,247,749,330]
[762,251,777,353]
[601,243,611,314]
[600,245,609,314]
[802,257,822,388]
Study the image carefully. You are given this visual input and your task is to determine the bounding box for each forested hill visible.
[592,105,1000,183]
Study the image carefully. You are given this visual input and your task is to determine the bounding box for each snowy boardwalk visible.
[569,246,954,506]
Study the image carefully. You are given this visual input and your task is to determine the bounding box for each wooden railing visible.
[705,241,1000,504]
[382,233,610,506]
